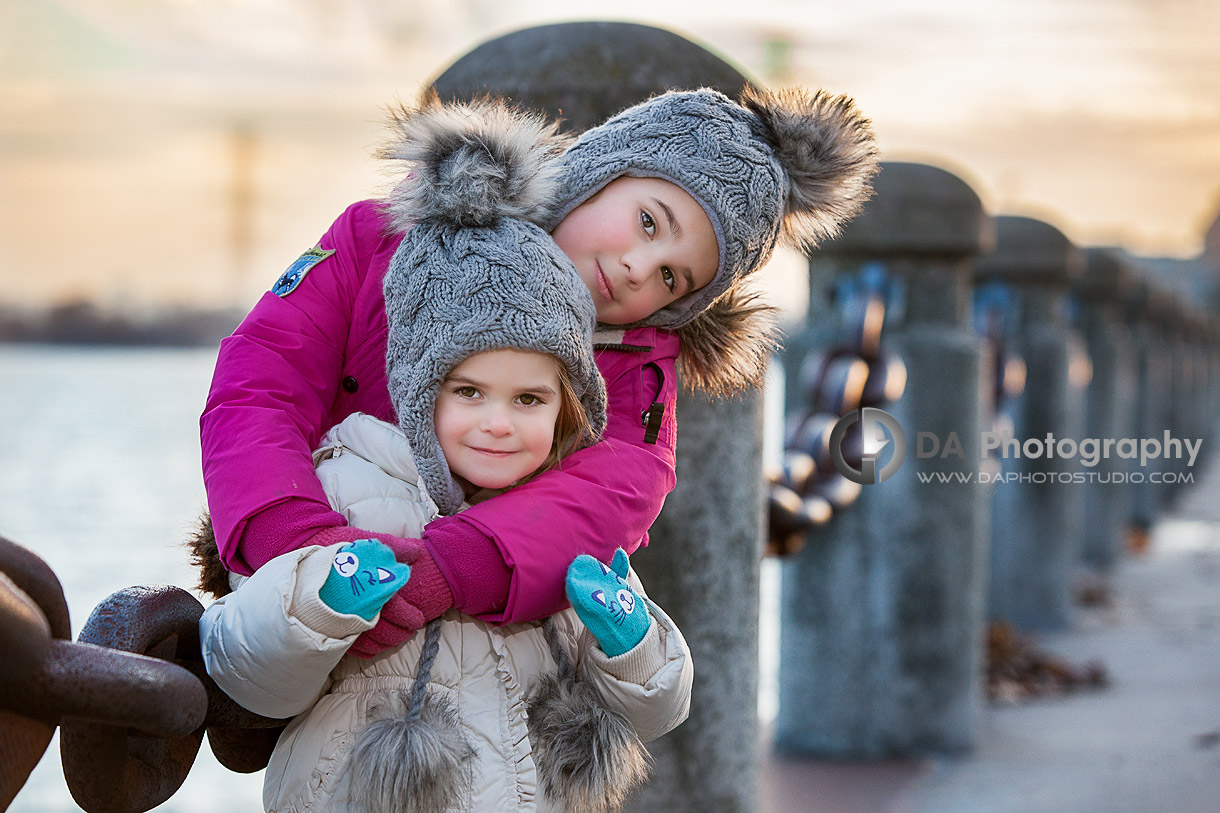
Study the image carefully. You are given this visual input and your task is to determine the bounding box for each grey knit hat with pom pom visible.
[381,97,606,516]
[546,86,879,330]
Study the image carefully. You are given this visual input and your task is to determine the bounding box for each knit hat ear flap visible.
[739,85,880,251]
[380,92,573,231]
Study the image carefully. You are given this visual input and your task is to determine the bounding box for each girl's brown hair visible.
[536,354,596,477]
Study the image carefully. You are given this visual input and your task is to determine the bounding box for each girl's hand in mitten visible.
[348,541,455,658]
[318,539,410,621]
[566,548,652,657]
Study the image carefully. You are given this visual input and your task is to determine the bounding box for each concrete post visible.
[1208,318,1220,450]
[1153,295,1185,509]
[1194,318,1213,445]
[433,23,765,810]
[776,162,992,756]
[1189,314,1211,480]
[1122,280,1173,537]
[635,393,765,810]
[975,216,1087,631]
[1171,310,1200,490]
[1073,248,1138,572]
[1162,300,1188,496]
[1172,309,1209,496]
[1210,318,1220,451]
[431,21,748,133]
[782,253,839,419]
[1192,317,1212,472]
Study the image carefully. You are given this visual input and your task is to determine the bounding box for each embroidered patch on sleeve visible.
[272,247,336,297]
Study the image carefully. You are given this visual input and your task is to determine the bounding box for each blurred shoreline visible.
[0,300,241,346]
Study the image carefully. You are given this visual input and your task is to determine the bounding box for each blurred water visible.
[1,344,264,811]
[1,343,782,810]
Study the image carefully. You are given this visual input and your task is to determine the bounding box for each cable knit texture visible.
[381,98,608,516]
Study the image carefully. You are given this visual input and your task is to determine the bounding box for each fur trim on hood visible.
[184,511,231,599]
[674,284,782,397]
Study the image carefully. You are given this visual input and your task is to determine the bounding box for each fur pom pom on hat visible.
[546,86,879,330]
[380,93,572,231]
[381,97,606,515]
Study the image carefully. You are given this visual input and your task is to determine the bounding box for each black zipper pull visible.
[640,361,666,445]
[641,402,665,444]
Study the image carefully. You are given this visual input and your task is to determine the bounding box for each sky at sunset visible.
[2,0,1219,310]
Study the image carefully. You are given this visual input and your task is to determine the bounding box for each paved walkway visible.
[760,457,1220,812]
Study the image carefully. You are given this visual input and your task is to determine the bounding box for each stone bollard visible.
[1172,308,1210,495]
[975,216,1087,631]
[1177,308,1204,495]
[1192,316,1214,450]
[781,245,840,420]
[1189,314,1211,477]
[776,162,991,756]
[1073,248,1138,572]
[432,21,748,133]
[1160,298,1189,496]
[1208,317,1220,451]
[1195,315,1213,462]
[1211,317,1220,450]
[1122,279,1173,541]
[433,23,765,809]
[1150,290,1184,511]
[1199,317,1217,464]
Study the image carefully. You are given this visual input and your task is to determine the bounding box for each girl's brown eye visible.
[640,210,656,236]
[661,266,675,293]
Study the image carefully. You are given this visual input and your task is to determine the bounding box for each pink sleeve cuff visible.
[226,499,347,575]
[423,515,512,618]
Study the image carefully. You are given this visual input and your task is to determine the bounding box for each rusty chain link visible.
[1,535,288,812]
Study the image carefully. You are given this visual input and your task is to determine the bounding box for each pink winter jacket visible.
[201,200,679,623]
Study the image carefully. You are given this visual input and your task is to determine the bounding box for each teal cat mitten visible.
[566,548,652,657]
[318,539,411,621]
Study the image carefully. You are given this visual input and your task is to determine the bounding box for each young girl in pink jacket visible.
[201,128,694,810]
[199,85,878,657]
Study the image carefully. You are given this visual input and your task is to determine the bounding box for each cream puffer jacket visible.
[199,413,693,812]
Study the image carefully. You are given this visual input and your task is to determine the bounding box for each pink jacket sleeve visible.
[201,204,370,575]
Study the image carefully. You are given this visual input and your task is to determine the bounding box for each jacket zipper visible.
[640,362,666,445]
